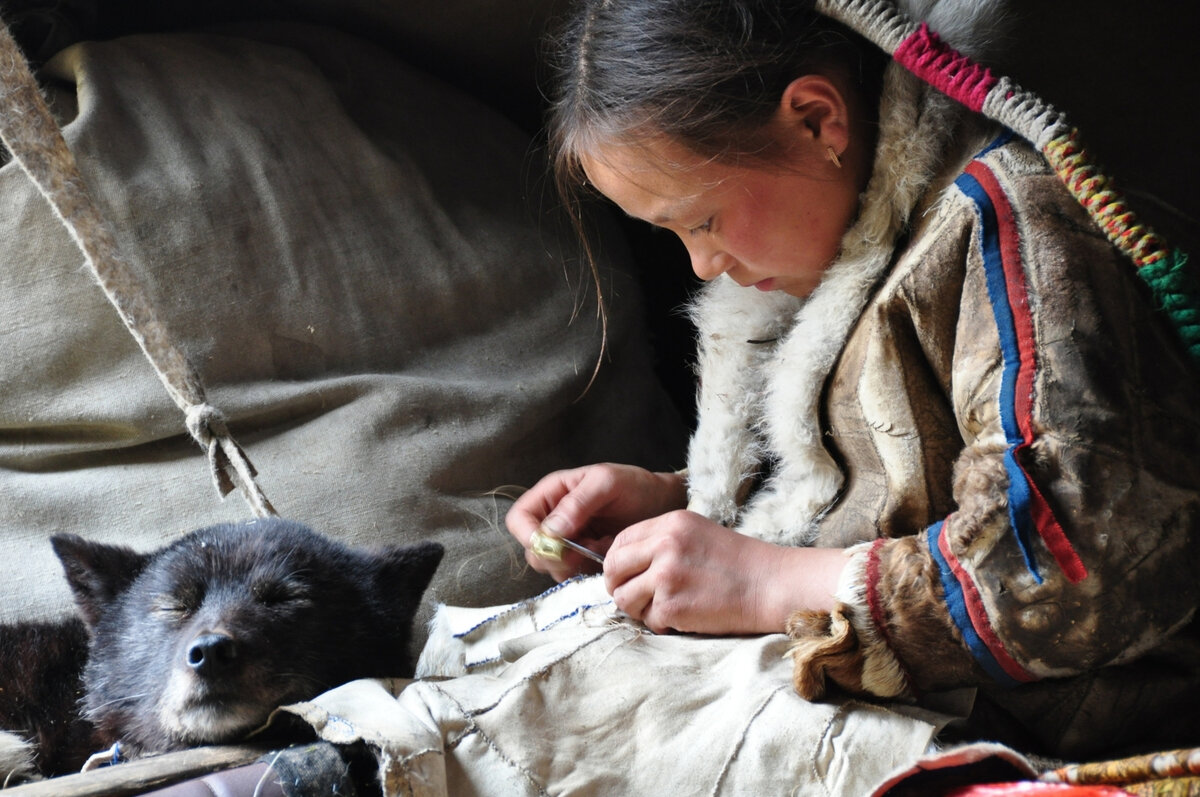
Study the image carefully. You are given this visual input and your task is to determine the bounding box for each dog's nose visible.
[186,632,238,674]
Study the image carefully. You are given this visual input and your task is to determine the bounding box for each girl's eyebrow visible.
[617,207,678,226]
[649,199,702,226]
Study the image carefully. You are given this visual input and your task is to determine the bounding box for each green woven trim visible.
[1141,248,1200,361]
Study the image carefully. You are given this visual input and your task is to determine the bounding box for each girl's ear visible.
[777,75,852,162]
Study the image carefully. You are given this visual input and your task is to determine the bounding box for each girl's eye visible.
[688,218,713,236]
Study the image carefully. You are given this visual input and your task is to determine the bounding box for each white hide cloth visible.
[281,577,961,796]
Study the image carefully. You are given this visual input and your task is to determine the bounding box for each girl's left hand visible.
[603,510,847,635]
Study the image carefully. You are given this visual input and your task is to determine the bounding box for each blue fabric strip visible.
[954,163,1043,584]
[926,522,1021,687]
[975,129,1015,158]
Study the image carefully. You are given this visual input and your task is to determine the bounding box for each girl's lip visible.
[753,278,775,292]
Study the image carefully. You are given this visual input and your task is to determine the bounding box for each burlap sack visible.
[0,22,686,642]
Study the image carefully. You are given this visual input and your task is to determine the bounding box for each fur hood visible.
[893,0,1012,60]
[684,0,1013,543]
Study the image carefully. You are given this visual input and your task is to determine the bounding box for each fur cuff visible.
[785,544,913,701]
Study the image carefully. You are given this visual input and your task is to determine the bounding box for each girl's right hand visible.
[506,463,688,581]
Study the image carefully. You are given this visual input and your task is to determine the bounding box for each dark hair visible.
[544,0,887,379]
[547,0,888,192]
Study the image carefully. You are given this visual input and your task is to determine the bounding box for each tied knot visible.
[183,403,276,518]
[185,403,228,447]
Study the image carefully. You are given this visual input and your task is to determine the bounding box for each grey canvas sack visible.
[0,21,685,643]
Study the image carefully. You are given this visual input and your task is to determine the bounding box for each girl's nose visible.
[688,246,734,282]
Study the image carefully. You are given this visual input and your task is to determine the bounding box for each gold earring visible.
[825,146,842,169]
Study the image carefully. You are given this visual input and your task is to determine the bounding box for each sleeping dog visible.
[0,519,443,782]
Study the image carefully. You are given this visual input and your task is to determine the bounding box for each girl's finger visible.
[610,571,654,623]
[602,521,655,596]
[535,465,624,539]
[506,468,587,543]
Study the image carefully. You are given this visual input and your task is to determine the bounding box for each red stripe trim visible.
[964,161,1088,584]
[865,539,889,634]
[864,539,916,694]
[937,527,1034,682]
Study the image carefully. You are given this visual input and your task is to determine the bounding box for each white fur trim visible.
[686,280,802,524]
[0,731,37,787]
[834,544,913,699]
[414,604,469,679]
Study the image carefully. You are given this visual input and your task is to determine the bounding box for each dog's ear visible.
[50,534,152,630]
[373,541,444,610]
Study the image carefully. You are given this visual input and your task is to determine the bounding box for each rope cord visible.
[0,22,276,517]
[816,0,1200,363]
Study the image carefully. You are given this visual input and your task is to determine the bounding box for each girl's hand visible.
[506,463,687,581]
[604,511,848,635]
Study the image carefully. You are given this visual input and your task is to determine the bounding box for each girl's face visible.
[580,133,861,299]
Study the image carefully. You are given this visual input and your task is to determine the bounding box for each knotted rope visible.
[0,21,276,518]
[817,0,1200,362]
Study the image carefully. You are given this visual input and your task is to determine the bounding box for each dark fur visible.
[0,619,94,778]
[0,519,443,779]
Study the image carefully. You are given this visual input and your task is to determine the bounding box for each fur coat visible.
[685,0,1200,759]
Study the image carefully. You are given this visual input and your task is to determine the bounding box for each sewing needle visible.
[530,530,605,565]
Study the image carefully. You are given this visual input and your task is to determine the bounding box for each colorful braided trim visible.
[893,22,997,112]
[1042,130,1169,268]
[1142,248,1200,360]
[821,0,1200,366]
[1043,747,1200,787]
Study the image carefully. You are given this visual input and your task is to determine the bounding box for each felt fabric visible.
[281,577,958,797]
[0,24,685,644]
[869,742,1039,797]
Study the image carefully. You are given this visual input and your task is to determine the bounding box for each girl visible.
[508,0,1200,758]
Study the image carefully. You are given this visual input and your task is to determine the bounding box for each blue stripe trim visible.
[954,168,1043,584]
[927,522,1021,687]
[975,130,1015,159]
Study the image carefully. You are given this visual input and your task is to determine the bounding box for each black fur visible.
[0,519,443,778]
[0,618,95,777]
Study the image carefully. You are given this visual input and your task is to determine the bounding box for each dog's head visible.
[50,519,442,752]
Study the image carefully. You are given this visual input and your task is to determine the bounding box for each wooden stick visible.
[4,745,270,797]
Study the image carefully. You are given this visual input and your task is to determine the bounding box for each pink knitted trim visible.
[893,23,997,112]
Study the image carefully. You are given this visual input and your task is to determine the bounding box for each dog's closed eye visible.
[152,584,204,619]
[251,579,311,607]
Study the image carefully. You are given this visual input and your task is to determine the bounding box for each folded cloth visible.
[282,577,966,796]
